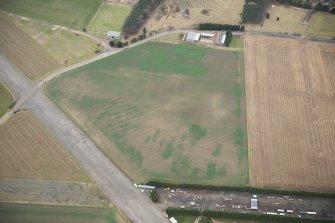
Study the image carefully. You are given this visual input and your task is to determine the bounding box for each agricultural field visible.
[246,5,308,35]
[0,81,14,118]
[0,15,60,79]
[88,3,132,39]
[47,41,248,186]
[245,35,335,192]
[0,0,103,30]
[0,178,109,207]
[307,12,335,38]
[0,203,130,223]
[0,112,88,181]
[6,13,104,66]
[145,0,244,31]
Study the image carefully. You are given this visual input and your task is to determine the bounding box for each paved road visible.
[0,53,169,222]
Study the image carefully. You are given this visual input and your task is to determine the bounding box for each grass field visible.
[7,14,103,66]
[0,81,14,118]
[146,0,244,31]
[0,0,103,30]
[0,15,60,79]
[0,112,88,181]
[88,3,131,39]
[0,178,109,207]
[0,203,129,223]
[246,5,308,35]
[47,41,248,186]
[307,12,335,38]
[245,35,335,192]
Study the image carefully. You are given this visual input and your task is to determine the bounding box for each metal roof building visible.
[185,32,201,42]
[251,198,258,210]
[107,31,121,39]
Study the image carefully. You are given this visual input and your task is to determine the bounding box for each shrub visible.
[242,3,262,23]
[116,41,123,48]
[150,190,158,203]
[109,41,115,47]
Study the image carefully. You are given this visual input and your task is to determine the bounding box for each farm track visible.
[1,11,107,48]
[1,23,334,220]
[245,34,335,192]
[0,43,170,221]
[0,16,60,79]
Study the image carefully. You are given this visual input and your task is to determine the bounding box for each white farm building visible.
[107,31,121,39]
[185,32,201,42]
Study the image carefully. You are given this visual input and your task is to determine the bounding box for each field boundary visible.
[165,208,335,223]
[86,1,105,31]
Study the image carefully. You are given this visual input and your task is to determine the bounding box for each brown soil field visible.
[0,112,88,181]
[0,15,59,79]
[245,35,335,192]
[145,0,244,31]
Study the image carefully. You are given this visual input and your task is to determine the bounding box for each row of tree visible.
[276,0,335,13]
[122,0,164,35]
[199,23,245,31]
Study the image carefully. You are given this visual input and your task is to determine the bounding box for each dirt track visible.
[245,34,335,192]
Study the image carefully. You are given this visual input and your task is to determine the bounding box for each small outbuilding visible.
[107,31,121,39]
[185,32,200,42]
[169,217,178,223]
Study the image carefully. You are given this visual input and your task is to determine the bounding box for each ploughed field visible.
[0,15,59,79]
[0,112,88,181]
[245,35,335,192]
[47,42,248,186]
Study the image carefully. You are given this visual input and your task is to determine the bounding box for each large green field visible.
[307,12,335,38]
[0,81,14,117]
[88,4,131,39]
[0,203,128,223]
[47,42,248,186]
[0,0,103,30]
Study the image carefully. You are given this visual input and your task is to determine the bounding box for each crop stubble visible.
[0,15,59,79]
[0,112,87,181]
[245,35,335,192]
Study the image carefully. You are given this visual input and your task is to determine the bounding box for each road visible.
[0,54,169,222]
[152,188,335,220]
[1,26,335,222]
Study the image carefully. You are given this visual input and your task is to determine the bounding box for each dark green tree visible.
[116,41,123,48]
[224,30,233,47]
[109,41,115,47]
[150,190,158,203]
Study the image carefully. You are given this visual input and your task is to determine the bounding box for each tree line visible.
[122,0,164,35]
[199,23,244,31]
[146,181,335,198]
[276,0,335,13]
